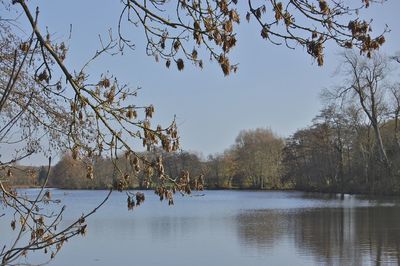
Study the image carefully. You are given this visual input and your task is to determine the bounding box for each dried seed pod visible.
[145,105,155,118]
[44,190,51,199]
[11,220,16,230]
[126,108,137,119]
[275,2,283,21]
[319,0,330,15]
[167,191,174,205]
[99,78,110,88]
[136,192,145,205]
[219,55,230,76]
[192,49,198,60]
[176,59,184,71]
[246,12,251,22]
[173,40,181,51]
[79,225,87,236]
[19,42,29,52]
[127,196,135,210]
[230,10,240,23]
[224,20,233,33]
[261,27,269,39]
[194,20,201,30]
[37,70,49,83]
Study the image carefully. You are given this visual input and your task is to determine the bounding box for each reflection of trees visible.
[236,207,400,265]
[353,207,400,266]
[293,208,363,265]
[236,210,289,250]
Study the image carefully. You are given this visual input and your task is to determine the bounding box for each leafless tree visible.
[336,51,391,167]
[0,1,194,264]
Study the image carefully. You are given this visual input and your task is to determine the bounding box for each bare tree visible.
[0,1,195,264]
[0,157,112,265]
[337,51,391,167]
[389,83,400,150]
[389,53,400,150]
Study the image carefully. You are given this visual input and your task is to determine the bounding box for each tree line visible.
[207,52,400,195]
[8,52,400,195]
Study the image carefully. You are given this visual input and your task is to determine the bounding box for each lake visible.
[2,190,400,265]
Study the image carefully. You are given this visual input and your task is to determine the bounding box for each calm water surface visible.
[2,190,400,265]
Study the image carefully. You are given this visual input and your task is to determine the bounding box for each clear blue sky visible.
[23,1,400,160]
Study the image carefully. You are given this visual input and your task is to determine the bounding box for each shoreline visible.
[15,186,400,197]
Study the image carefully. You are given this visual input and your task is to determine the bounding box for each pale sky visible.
[13,1,400,162]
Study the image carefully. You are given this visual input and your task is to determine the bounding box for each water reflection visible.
[236,206,400,265]
[4,190,400,265]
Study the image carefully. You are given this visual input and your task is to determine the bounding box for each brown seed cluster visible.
[348,20,385,58]
[126,192,145,210]
[307,38,325,66]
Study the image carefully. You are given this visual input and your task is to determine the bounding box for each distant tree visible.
[234,128,284,189]
[162,150,203,179]
[283,104,361,192]
[49,153,86,189]
[206,150,238,188]
[336,52,391,167]
[205,154,224,188]
[284,56,400,194]
[389,81,400,151]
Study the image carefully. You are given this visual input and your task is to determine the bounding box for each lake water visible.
[2,190,400,265]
